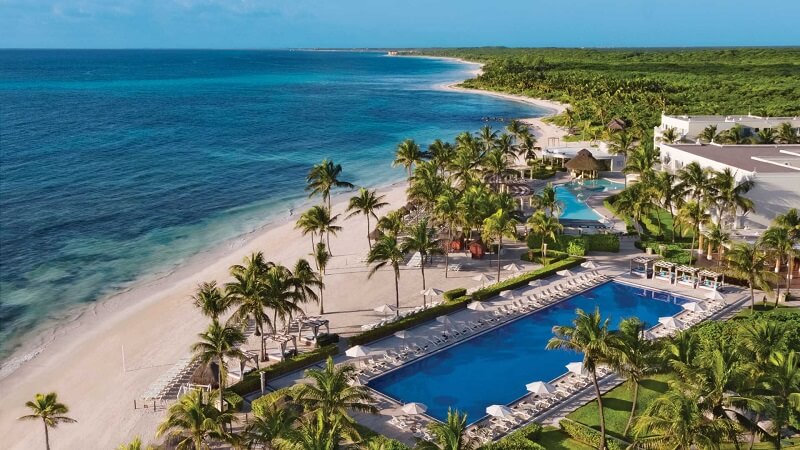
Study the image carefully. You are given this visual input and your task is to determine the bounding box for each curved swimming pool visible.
[369,281,687,422]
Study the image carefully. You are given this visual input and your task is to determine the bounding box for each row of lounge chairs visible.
[142,357,200,401]
[388,416,435,441]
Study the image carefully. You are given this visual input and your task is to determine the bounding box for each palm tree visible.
[292,357,377,427]
[739,319,786,366]
[776,122,798,144]
[408,161,447,209]
[759,351,800,450]
[633,389,731,450]
[428,139,455,174]
[495,133,516,159]
[518,133,537,161]
[721,124,748,144]
[526,211,562,264]
[610,131,636,178]
[547,308,619,450]
[435,189,462,278]
[713,168,754,227]
[698,124,720,143]
[482,208,519,281]
[311,243,330,315]
[726,242,777,311]
[367,233,406,314]
[659,126,679,144]
[678,162,715,206]
[534,183,561,218]
[156,389,233,450]
[275,410,354,450]
[346,188,388,249]
[192,319,246,412]
[610,318,658,436]
[755,128,777,144]
[18,392,76,450]
[761,225,796,307]
[481,149,512,192]
[476,125,499,155]
[297,205,340,255]
[613,183,651,239]
[622,144,659,185]
[293,259,322,314]
[774,208,800,239]
[376,210,404,236]
[703,223,730,265]
[393,139,424,178]
[116,436,154,450]
[192,281,231,321]
[226,253,272,360]
[244,394,299,450]
[262,265,304,333]
[676,200,709,260]
[506,119,528,145]
[401,218,442,304]
[416,409,475,450]
[306,159,354,211]
[653,171,682,241]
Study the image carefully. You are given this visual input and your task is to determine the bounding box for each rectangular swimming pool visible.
[369,281,688,422]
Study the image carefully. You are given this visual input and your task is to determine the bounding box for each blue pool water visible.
[555,179,624,220]
[0,50,544,360]
[369,281,687,422]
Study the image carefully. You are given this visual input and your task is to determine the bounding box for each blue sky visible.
[2,0,799,48]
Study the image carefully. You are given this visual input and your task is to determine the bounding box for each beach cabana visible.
[675,265,700,288]
[697,269,722,291]
[565,149,603,180]
[469,239,486,259]
[607,118,627,132]
[450,231,466,251]
[652,260,676,283]
[297,317,330,341]
[630,256,660,278]
[265,334,298,361]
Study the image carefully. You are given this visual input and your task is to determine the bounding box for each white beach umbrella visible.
[658,316,685,330]
[580,261,597,269]
[503,262,524,272]
[380,406,405,416]
[401,402,428,415]
[467,301,487,311]
[528,280,544,288]
[421,287,444,297]
[705,290,725,302]
[436,315,453,326]
[374,304,397,316]
[566,361,588,376]
[526,381,556,395]
[394,330,413,339]
[485,405,514,418]
[345,345,371,358]
[472,274,494,285]
[681,301,707,313]
[556,269,575,277]
[499,290,516,299]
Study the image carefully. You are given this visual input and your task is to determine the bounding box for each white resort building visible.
[658,142,800,230]
[655,112,800,142]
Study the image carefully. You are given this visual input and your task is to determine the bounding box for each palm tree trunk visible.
[393,267,400,317]
[445,227,452,279]
[219,363,226,412]
[774,258,782,308]
[749,285,755,312]
[591,369,607,450]
[319,275,325,315]
[497,235,503,281]
[748,412,760,450]
[43,420,50,450]
[257,320,267,361]
[366,215,372,249]
[690,233,696,264]
[326,232,332,256]
[420,260,426,306]
[698,231,704,255]
[623,381,639,436]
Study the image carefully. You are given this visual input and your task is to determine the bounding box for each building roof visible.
[662,144,800,173]
[663,114,800,123]
[565,149,604,171]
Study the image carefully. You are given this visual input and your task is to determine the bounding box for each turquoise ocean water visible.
[0,50,546,362]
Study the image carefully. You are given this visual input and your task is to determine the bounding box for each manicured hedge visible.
[315,333,340,348]
[229,344,339,396]
[223,390,244,411]
[559,419,628,450]
[634,240,694,265]
[527,233,619,254]
[471,257,584,301]
[250,387,294,417]
[444,287,467,301]
[521,249,568,265]
[481,423,545,450]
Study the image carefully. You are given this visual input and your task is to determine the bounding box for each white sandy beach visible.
[0,63,569,449]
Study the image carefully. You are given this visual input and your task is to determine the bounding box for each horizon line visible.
[2,45,800,51]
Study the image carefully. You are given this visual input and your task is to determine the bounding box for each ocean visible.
[0,50,545,362]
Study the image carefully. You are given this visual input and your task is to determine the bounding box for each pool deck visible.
[244,237,751,446]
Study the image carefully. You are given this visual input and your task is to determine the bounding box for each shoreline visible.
[0,56,567,449]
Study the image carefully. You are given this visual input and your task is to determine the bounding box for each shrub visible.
[228,344,339,396]
[634,240,694,265]
[223,391,244,411]
[480,423,544,450]
[444,287,467,301]
[315,333,339,348]
[559,419,628,450]
[566,238,586,256]
[522,249,568,265]
[583,234,620,252]
[365,436,411,450]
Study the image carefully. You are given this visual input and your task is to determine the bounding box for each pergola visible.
[697,269,723,291]
[297,317,331,341]
[652,260,676,283]
[264,334,298,361]
[630,256,660,278]
[675,266,700,288]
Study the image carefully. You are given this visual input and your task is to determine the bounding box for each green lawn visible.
[538,426,595,450]
[566,374,672,441]
[735,303,800,318]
